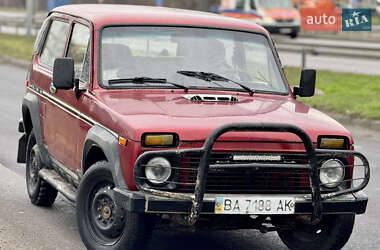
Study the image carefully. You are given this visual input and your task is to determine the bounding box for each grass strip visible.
[0,33,35,61]
[284,67,380,120]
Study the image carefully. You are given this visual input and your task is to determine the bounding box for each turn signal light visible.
[319,138,346,149]
[118,136,128,146]
[142,134,178,147]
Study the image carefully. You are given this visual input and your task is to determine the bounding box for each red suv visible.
[17,4,370,250]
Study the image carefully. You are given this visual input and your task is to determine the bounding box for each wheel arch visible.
[21,92,50,165]
[82,125,128,189]
[22,105,33,135]
[82,142,108,174]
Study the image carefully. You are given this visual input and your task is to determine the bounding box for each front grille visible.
[276,19,294,24]
[176,152,311,194]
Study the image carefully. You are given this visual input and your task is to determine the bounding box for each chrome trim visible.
[27,84,118,138]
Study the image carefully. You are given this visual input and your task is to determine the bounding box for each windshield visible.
[100,26,288,94]
[258,0,293,9]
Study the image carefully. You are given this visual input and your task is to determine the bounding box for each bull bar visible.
[124,123,370,226]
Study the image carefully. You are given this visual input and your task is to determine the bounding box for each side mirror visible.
[53,58,74,90]
[293,69,316,97]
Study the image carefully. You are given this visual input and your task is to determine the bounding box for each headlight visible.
[263,16,274,24]
[295,17,301,25]
[145,157,172,184]
[320,159,345,188]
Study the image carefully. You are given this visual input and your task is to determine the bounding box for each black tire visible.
[290,31,298,39]
[278,214,355,250]
[26,131,58,206]
[76,161,153,250]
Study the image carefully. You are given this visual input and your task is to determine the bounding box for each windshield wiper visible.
[177,71,254,96]
[108,77,188,92]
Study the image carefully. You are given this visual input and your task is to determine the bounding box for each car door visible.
[48,20,91,174]
[32,17,91,175]
[31,17,71,166]
[63,21,92,174]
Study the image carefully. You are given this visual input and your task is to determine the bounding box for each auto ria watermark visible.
[301,8,372,31]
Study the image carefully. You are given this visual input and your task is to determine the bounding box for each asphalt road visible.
[0,62,379,249]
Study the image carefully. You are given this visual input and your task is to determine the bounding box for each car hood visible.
[95,90,352,144]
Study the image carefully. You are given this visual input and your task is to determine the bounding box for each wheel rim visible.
[27,148,39,194]
[87,182,126,245]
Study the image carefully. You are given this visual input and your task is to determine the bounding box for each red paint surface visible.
[28,5,353,188]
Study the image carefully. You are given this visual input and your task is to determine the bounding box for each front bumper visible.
[115,189,368,215]
[126,123,370,225]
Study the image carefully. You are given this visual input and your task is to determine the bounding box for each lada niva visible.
[17,4,370,250]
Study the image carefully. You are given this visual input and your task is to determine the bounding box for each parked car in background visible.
[292,0,336,9]
[221,0,300,38]
[18,4,370,250]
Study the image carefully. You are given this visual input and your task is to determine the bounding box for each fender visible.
[82,125,128,189]
[20,92,51,166]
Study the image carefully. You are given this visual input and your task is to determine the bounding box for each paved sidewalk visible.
[0,164,84,250]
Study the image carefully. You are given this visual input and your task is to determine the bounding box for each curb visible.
[1,57,380,133]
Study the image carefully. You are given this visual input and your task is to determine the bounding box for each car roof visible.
[51,4,268,33]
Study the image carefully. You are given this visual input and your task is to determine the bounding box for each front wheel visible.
[76,161,152,250]
[289,31,298,39]
[277,214,355,250]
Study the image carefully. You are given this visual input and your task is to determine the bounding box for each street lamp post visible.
[25,0,35,36]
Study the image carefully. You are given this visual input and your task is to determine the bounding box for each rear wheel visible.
[277,214,355,250]
[76,161,152,250]
[26,131,58,206]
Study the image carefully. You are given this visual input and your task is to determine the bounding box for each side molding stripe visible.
[28,84,118,138]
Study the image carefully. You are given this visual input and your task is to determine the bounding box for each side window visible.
[34,19,49,54]
[39,20,69,68]
[67,23,91,82]
[236,0,245,10]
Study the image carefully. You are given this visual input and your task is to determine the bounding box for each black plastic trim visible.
[82,125,127,189]
[22,92,51,166]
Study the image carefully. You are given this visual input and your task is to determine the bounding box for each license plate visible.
[280,28,292,33]
[215,196,295,214]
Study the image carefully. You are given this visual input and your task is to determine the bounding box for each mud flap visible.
[17,134,28,163]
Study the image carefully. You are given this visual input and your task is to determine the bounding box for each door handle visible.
[50,82,57,94]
